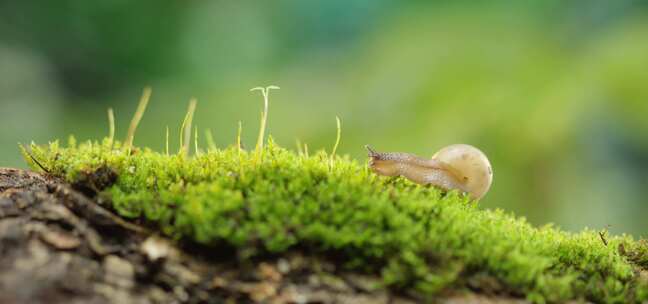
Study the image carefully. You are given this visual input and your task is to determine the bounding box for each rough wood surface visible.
[0,168,527,304]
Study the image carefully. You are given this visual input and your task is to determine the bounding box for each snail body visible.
[366,144,493,200]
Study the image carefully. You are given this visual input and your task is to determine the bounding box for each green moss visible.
[22,138,648,303]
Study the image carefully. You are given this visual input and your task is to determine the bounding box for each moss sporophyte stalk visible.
[19,87,648,303]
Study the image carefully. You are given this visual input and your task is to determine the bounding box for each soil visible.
[0,167,528,304]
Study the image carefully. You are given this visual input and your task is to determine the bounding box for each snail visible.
[365,144,493,200]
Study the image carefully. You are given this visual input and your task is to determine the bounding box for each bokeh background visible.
[1,1,647,236]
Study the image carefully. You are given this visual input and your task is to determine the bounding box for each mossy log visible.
[10,138,648,303]
[0,168,430,303]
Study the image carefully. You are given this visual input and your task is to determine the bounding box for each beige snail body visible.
[366,144,493,200]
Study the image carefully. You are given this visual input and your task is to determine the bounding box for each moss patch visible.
[22,138,648,303]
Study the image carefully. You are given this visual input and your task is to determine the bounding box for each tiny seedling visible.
[250,85,280,159]
[124,87,151,153]
[179,99,197,157]
[165,126,170,156]
[329,116,342,169]
[107,108,115,148]
[194,126,200,156]
[205,129,217,151]
[236,121,243,151]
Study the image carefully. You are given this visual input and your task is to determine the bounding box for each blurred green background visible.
[1,1,648,236]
